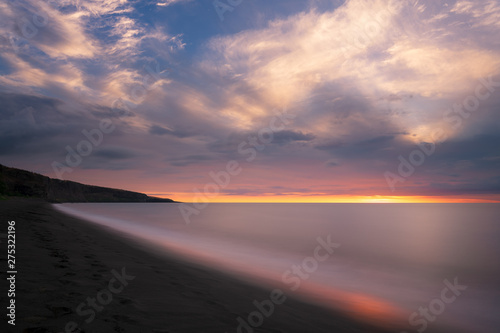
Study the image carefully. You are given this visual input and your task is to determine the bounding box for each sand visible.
[1,198,395,333]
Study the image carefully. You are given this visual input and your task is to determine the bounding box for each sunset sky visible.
[1,0,499,203]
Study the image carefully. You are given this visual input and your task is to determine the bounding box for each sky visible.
[0,0,500,203]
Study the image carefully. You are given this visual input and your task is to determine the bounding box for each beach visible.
[1,198,395,333]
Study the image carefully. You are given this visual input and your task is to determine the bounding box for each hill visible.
[0,164,175,203]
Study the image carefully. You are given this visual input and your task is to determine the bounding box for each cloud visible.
[131,0,500,196]
[0,92,89,156]
[272,130,316,144]
[148,124,193,138]
[1,1,99,59]
[1,0,500,198]
[169,154,214,167]
[325,159,340,167]
[93,147,137,160]
[156,0,192,7]
[149,124,173,135]
[199,0,500,143]
[0,0,183,108]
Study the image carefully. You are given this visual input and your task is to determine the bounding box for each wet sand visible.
[1,198,397,332]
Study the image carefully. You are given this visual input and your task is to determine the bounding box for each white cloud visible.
[0,0,183,110]
[156,0,192,7]
[197,0,500,141]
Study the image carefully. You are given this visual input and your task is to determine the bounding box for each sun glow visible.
[158,193,500,204]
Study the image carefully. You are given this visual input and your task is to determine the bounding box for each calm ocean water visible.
[55,203,500,332]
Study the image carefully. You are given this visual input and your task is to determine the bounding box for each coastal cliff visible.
[0,164,174,203]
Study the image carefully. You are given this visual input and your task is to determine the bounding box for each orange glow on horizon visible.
[151,193,500,204]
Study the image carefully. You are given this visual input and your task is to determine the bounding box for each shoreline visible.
[2,198,396,332]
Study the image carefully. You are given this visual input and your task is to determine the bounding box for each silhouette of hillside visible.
[0,164,175,203]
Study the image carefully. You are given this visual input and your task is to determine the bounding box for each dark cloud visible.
[0,93,73,155]
[430,176,500,195]
[0,92,62,113]
[316,135,395,160]
[0,92,136,175]
[272,130,315,144]
[435,135,500,163]
[93,147,137,160]
[221,187,315,196]
[149,124,193,138]
[380,93,414,102]
[325,160,339,167]
[169,154,214,167]
[302,82,373,123]
[79,159,139,171]
[149,125,171,135]
[315,140,344,151]
[354,135,395,148]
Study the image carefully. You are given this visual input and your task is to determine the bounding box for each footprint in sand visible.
[22,327,52,333]
[46,305,72,318]
[112,314,137,324]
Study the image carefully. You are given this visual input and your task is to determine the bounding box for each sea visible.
[54,203,500,332]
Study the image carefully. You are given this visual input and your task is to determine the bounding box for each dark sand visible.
[1,198,398,332]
